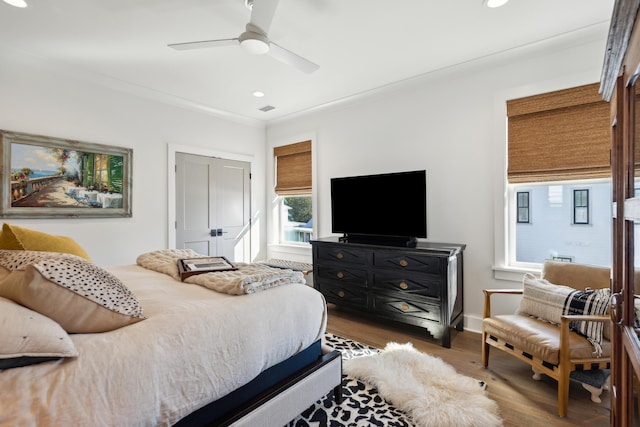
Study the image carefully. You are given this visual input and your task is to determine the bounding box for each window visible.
[573,189,589,224]
[511,181,610,266]
[274,140,312,245]
[516,191,530,223]
[506,83,612,268]
[279,196,313,243]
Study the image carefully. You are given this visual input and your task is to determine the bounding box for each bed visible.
[0,248,342,426]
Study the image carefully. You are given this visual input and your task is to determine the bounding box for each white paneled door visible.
[175,152,251,262]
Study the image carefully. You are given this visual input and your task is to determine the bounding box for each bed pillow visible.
[0,296,78,369]
[0,265,9,281]
[0,223,92,261]
[0,251,145,333]
[0,225,22,250]
[516,273,575,324]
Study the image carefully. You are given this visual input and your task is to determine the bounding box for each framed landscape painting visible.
[0,130,132,218]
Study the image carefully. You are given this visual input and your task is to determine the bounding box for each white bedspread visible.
[0,264,327,427]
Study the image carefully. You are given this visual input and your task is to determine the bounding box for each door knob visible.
[210,228,227,237]
[611,291,623,325]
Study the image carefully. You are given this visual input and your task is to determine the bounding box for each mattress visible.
[0,264,328,426]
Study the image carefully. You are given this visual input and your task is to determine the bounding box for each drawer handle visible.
[336,271,344,279]
[338,290,345,298]
[399,281,409,290]
[399,259,409,267]
[400,303,410,312]
[336,252,344,260]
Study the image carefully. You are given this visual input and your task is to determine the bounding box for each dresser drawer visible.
[371,271,441,299]
[316,265,367,287]
[372,294,441,323]
[319,283,367,307]
[316,245,367,265]
[372,251,443,273]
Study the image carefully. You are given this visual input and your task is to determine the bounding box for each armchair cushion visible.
[483,314,611,365]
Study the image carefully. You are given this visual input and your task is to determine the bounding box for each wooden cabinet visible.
[311,237,465,347]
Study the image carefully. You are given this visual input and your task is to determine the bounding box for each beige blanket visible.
[136,249,306,295]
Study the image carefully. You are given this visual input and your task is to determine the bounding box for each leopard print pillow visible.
[0,250,144,333]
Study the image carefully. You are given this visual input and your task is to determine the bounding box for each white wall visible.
[0,48,267,266]
[266,24,610,333]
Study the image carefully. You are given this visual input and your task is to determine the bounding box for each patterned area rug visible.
[286,333,414,427]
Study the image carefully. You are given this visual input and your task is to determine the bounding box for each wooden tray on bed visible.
[177,256,237,281]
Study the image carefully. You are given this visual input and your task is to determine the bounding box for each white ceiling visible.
[0,0,615,123]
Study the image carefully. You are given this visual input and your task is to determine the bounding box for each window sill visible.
[267,243,312,263]
[492,265,541,283]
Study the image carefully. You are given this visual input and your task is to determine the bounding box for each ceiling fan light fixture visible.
[239,30,270,55]
[240,38,270,55]
[483,0,509,8]
[3,0,27,8]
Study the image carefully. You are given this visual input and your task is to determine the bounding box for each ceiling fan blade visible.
[168,38,238,51]
[269,42,319,74]
[249,0,279,35]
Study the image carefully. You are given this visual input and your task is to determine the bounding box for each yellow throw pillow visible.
[1,223,91,261]
[0,226,23,250]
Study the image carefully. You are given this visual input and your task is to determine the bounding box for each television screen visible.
[330,170,427,244]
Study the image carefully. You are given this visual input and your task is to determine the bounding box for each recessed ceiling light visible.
[483,0,509,8]
[3,0,27,7]
[253,91,265,98]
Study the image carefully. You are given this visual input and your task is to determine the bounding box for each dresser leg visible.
[441,328,452,348]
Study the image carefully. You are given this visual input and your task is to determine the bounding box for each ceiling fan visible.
[168,0,319,74]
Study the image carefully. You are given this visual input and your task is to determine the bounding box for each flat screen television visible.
[330,170,427,247]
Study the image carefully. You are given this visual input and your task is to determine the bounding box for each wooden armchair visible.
[482,261,611,417]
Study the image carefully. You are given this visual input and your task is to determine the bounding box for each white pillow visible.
[0,296,78,369]
[517,273,574,324]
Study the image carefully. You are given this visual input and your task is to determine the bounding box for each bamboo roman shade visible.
[507,82,611,183]
[274,140,312,195]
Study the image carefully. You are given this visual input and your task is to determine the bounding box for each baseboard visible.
[465,314,482,334]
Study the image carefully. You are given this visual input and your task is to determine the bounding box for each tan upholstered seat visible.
[482,261,611,417]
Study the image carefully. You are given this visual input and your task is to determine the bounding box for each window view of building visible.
[512,181,611,267]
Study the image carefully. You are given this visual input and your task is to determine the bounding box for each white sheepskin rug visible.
[342,342,503,427]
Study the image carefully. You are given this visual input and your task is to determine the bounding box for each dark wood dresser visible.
[311,237,465,347]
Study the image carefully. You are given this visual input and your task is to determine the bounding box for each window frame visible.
[506,179,610,270]
[572,188,590,225]
[277,194,313,246]
[516,191,531,224]
[268,133,317,258]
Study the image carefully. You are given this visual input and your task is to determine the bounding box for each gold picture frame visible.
[0,130,132,218]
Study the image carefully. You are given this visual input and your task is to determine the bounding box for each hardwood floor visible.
[325,305,611,427]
